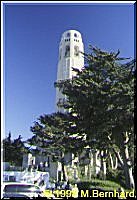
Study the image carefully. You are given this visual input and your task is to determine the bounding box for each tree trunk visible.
[108,134,134,189]
[120,144,134,189]
[109,153,118,170]
[61,160,67,181]
[61,153,68,181]
[87,150,92,180]
[99,150,107,179]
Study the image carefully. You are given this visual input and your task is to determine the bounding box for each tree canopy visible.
[55,45,135,189]
[28,112,86,156]
[2,132,28,166]
[27,45,135,188]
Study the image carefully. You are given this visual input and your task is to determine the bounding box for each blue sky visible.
[3,2,135,140]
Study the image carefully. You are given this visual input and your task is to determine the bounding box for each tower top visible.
[56,29,84,112]
[61,30,82,40]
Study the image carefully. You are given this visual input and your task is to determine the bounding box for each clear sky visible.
[2,2,135,141]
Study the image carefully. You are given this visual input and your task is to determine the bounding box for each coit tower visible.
[56,30,84,112]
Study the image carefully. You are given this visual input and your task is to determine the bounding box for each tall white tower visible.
[56,30,84,112]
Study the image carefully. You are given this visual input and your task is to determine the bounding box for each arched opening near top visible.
[65,45,70,57]
[74,33,78,37]
[67,32,70,37]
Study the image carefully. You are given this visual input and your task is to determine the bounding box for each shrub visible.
[106,167,126,188]
[76,179,122,191]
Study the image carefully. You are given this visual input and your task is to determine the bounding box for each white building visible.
[55,30,103,180]
[56,30,84,112]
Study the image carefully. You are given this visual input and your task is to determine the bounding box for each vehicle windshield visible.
[4,184,40,193]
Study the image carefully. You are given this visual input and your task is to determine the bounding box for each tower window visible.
[74,33,77,37]
[65,39,70,42]
[65,45,70,57]
[67,32,70,37]
[74,46,79,56]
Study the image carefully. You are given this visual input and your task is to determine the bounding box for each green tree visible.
[55,45,135,189]
[28,112,85,181]
[3,132,28,166]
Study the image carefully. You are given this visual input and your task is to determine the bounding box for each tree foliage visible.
[55,45,135,188]
[2,132,28,166]
[27,45,135,188]
[28,112,86,156]
[28,112,86,180]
